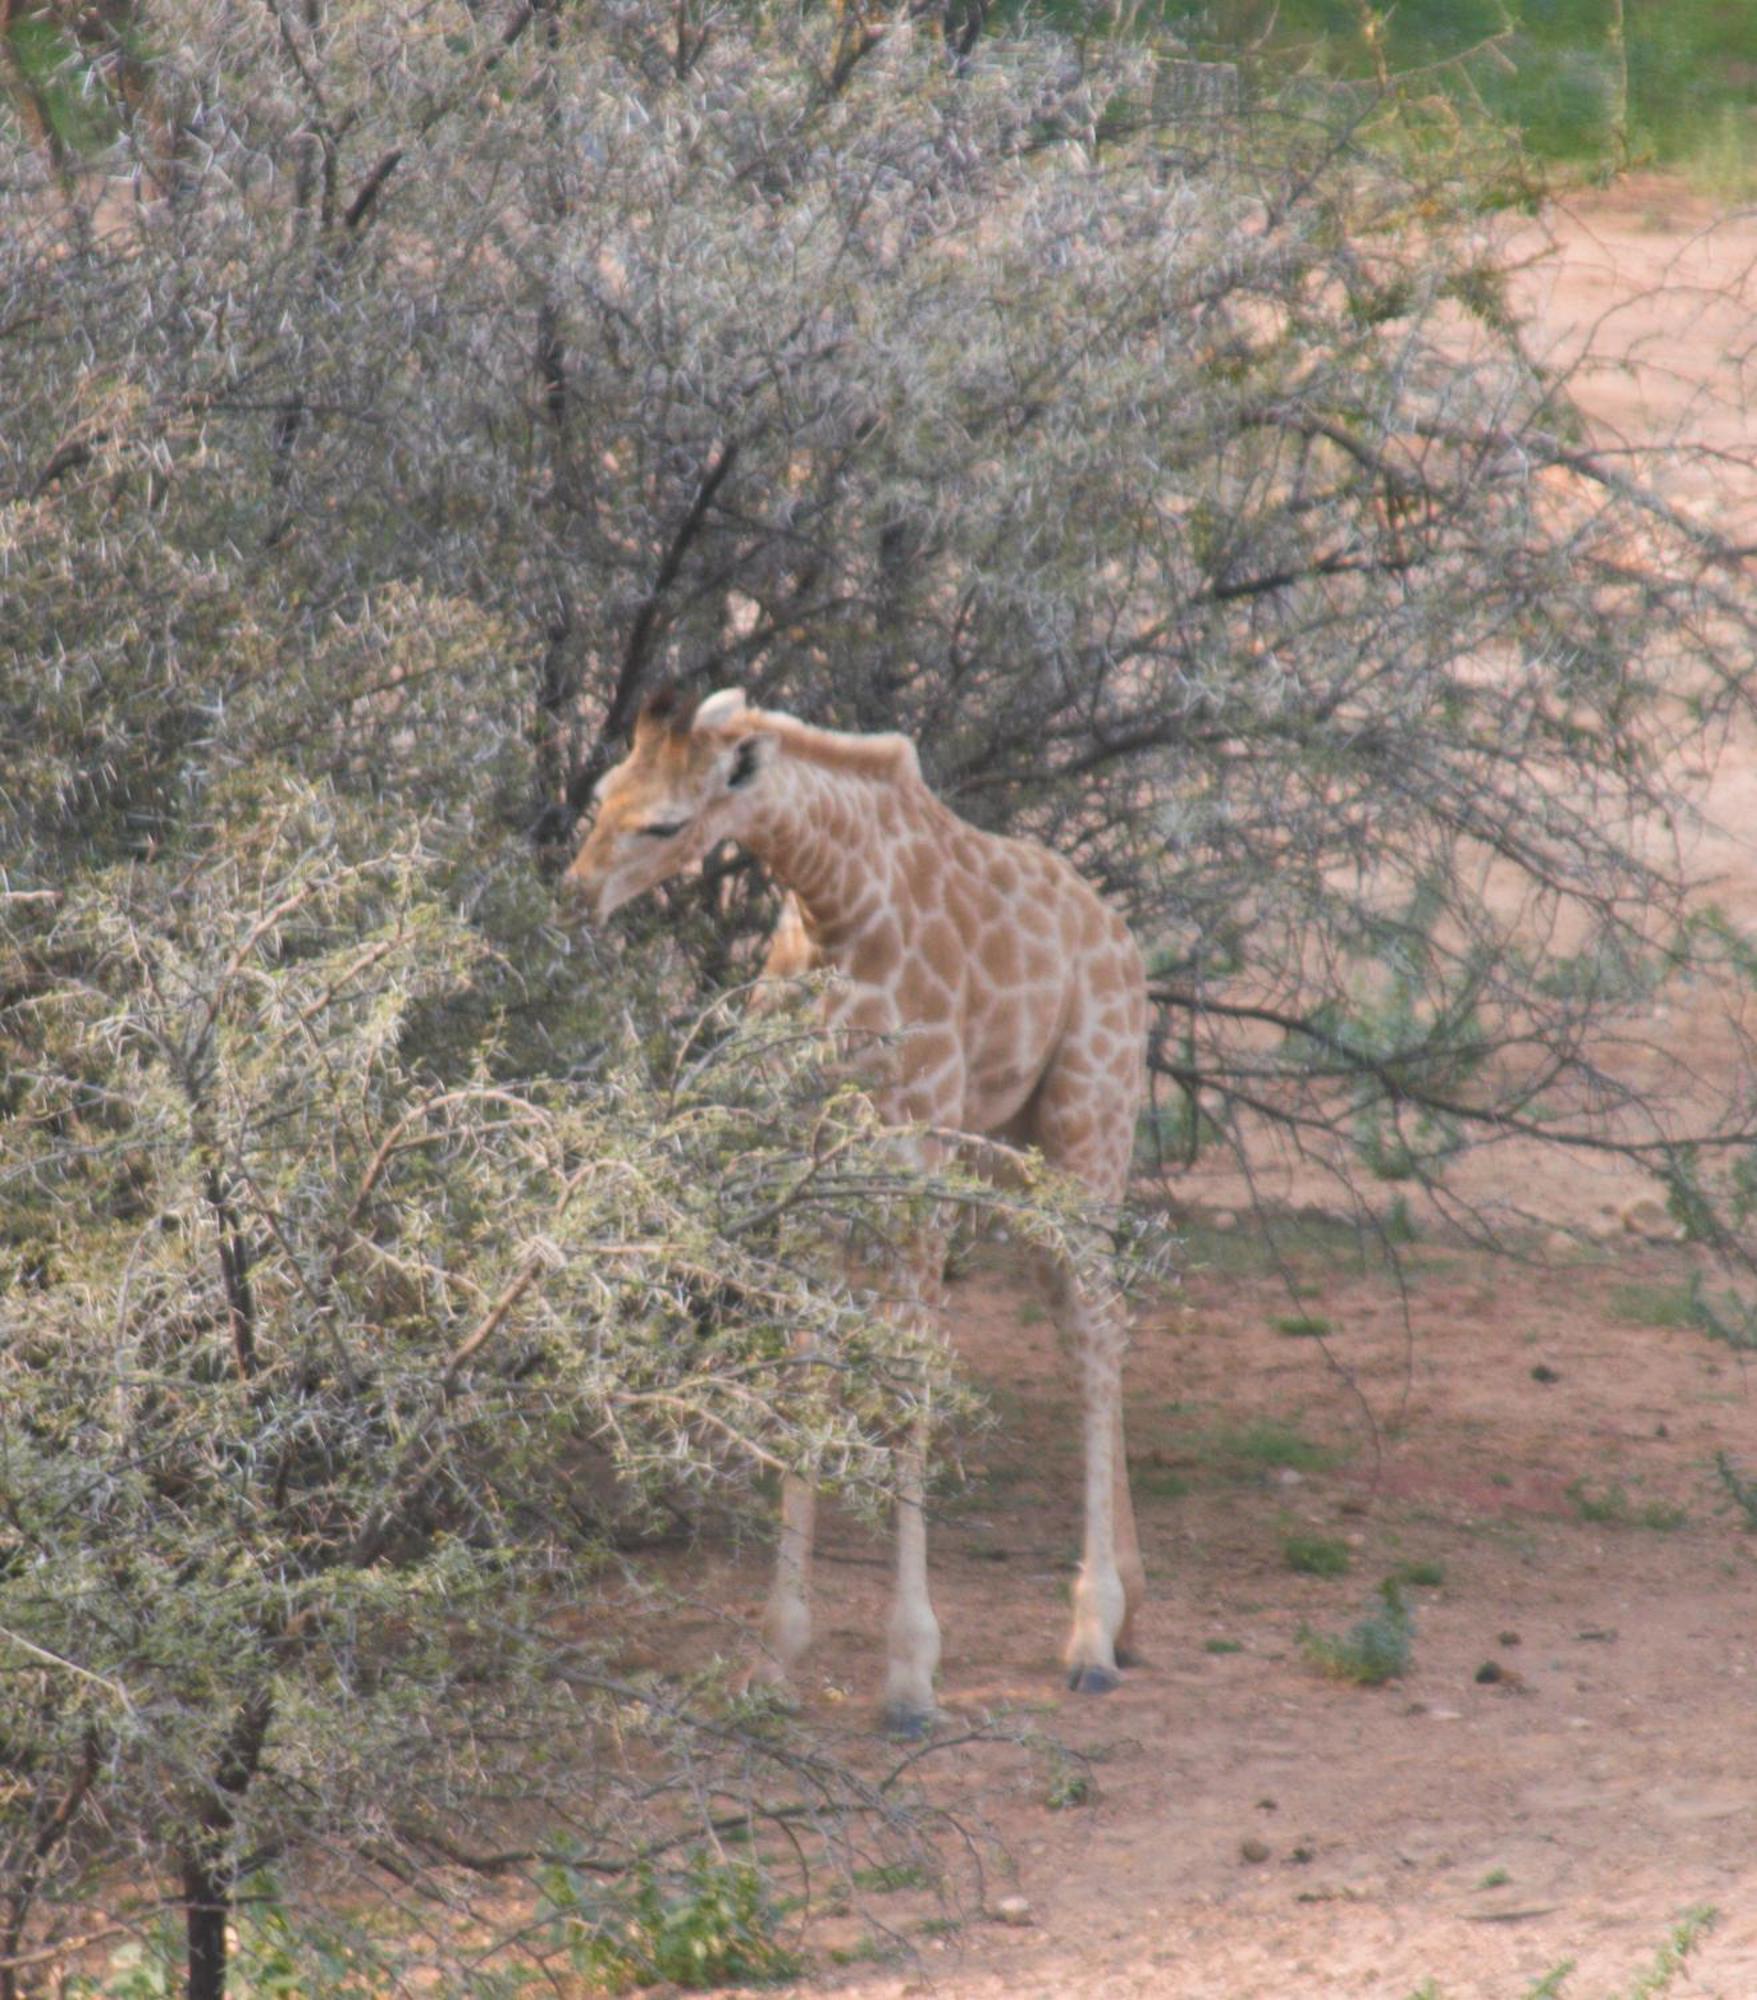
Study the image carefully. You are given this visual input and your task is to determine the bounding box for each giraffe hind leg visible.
[1024,1056,1144,1692]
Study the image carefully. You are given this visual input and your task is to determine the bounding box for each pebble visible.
[992,1894,1033,1927]
[1621,1195,1682,1242]
[1240,1837,1271,1864]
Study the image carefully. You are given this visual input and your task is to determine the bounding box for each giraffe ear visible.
[693,688,748,733]
[724,732,776,792]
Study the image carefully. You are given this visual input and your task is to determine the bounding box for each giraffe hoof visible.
[880,1701,937,1740]
[1068,1663,1122,1696]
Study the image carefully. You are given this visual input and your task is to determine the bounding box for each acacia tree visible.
[1,776,1027,1995]
[7,0,1757,1988]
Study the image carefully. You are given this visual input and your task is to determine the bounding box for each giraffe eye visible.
[638,818,690,839]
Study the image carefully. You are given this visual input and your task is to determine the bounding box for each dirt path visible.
[736,1235,1757,1999]
[647,184,1757,2000]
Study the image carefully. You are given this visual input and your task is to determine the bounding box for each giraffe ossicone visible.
[565,686,1150,1728]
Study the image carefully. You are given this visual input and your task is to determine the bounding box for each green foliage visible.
[1299,1579,1414,1685]
[850,1862,934,1893]
[1523,1968,1576,2000]
[1608,1280,1699,1330]
[1045,1764,1097,1810]
[1683,1273,1757,1352]
[542,1853,801,1990]
[1411,1903,1717,2000]
[1565,1480,1687,1533]
[1214,1420,1344,1477]
[0,774,1010,1989]
[1283,1534,1352,1577]
[1617,1906,1719,2000]
[1712,1453,1757,1532]
[1144,0,1757,182]
[71,1880,386,2000]
[1658,1148,1716,1245]
[1272,1311,1334,1338]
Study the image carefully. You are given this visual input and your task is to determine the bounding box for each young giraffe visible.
[564,685,1149,1729]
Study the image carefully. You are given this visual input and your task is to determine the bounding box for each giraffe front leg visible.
[741,1473,815,1698]
[881,1412,941,1736]
[1113,1401,1147,1668]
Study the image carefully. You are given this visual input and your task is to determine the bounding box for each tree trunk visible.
[179,1686,274,2000]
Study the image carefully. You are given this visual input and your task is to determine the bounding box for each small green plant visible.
[1685,1273,1757,1352]
[1135,1461,1192,1501]
[1299,1580,1414,1686]
[1284,1534,1352,1577]
[1401,1906,1716,2000]
[1714,1452,1757,1529]
[72,1880,386,2000]
[543,1853,801,1990]
[1383,1195,1419,1243]
[1567,1479,1686,1532]
[1390,1558,1446,1589]
[1203,1636,1244,1655]
[1045,1763,1095,1810]
[1523,1967,1575,2000]
[1477,1865,1511,1890]
[1618,1905,1718,1999]
[1608,1280,1698,1331]
[1204,1419,1344,1478]
[1272,1312,1333,1338]
[826,1941,874,1967]
[851,1861,933,1894]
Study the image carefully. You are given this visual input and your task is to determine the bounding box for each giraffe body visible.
[566,687,1148,1723]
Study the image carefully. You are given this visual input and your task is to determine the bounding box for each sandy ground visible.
[615,181,1757,2000]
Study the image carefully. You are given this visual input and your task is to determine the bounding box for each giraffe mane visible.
[723,706,924,786]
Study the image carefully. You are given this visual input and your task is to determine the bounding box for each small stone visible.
[1211,1209,1238,1232]
[1475,1660,1505,1684]
[1530,1363,1561,1385]
[1498,1630,1521,1648]
[1269,1466,1304,1487]
[992,1895,1033,1927]
[1621,1195,1682,1242]
[1240,1837,1271,1865]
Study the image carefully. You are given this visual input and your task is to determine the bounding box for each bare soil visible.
[630,183,1757,2000]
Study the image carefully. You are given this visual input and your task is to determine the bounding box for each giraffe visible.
[564,684,1149,1730]
[748,888,816,1012]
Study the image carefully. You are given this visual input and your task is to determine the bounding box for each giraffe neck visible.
[742,757,913,950]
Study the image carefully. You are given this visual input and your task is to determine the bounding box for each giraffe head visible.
[563,686,777,921]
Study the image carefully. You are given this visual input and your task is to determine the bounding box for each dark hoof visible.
[1113,1645,1147,1670]
[1068,1663,1122,1695]
[880,1702,937,1740]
